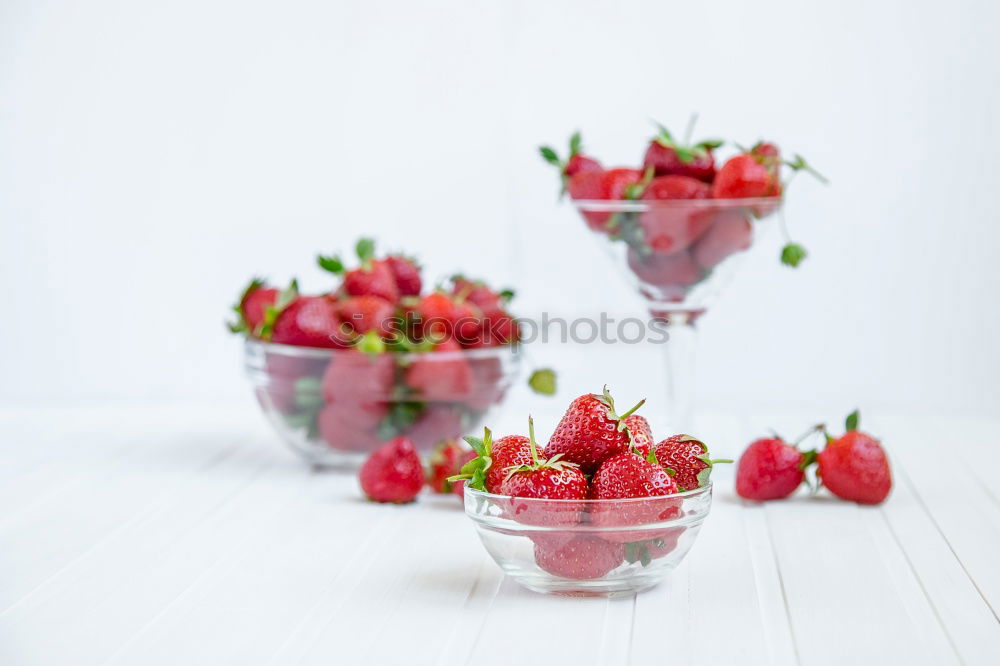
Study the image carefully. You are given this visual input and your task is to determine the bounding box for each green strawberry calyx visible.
[596,386,646,433]
[258,278,299,340]
[652,122,723,164]
[447,427,495,491]
[227,276,266,334]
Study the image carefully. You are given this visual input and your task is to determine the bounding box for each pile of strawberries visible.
[735,410,892,504]
[541,124,824,302]
[229,239,526,453]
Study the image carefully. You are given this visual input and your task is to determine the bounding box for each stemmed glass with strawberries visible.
[541,122,826,427]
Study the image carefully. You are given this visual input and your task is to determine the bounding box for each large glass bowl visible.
[464,485,712,596]
[244,339,523,468]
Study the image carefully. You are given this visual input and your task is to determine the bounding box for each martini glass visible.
[571,197,781,429]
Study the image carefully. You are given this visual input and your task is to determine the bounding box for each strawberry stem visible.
[527,416,540,465]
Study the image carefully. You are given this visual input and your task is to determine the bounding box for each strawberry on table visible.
[359,437,424,503]
[545,387,647,475]
[818,410,892,504]
[735,436,813,501]
[653,434,731,491]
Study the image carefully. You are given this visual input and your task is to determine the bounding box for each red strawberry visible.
[415,292,479,341]
[545,388,646,475]
[818,411,891,504]
[498,418,588,526]
[451,450,478,499]
[451,428,534,494]
[735,437,810,500]
[642,124,722,183]
[404,337,472,401]
[567,168,645,232]
[534,536,624,580]
[399,404,464,451]
[690,211,753,269]
[624,414,654,458]
[385,255,422,296]
[627,249,704,297]
[358,437,424,503]
[321,344,395,403]
[427,439,469,493]
[451,276,513,314]
[713,154,780,199]
[638,175,713,255]
[318,402,386,452]
[589,451,680,540]
[270,295,345,349]
[539,131,603,182]
[318,239,400,303]
[654,434,731,492]
[336,295,395,338]
[228,278,279,336]
[344,259,399,303]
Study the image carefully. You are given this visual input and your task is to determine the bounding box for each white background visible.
[2,0,998,417]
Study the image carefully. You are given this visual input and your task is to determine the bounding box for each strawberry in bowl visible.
[231,238,545,468]
[455,387,721,596]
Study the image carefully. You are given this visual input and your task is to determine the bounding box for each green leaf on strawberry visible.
[317,255,344,274]
[845,409,860,432]
[539,146,560,165]
[227,276,266,334]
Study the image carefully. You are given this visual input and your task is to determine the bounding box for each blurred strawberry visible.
[690,212,753,269]
[638,175,713,254]
[567,168,645,232]
[735,436,812,501]
[336,295,396,338]
[642,123,722,183]
[318,238,400,303]
[451,449,478,499]
[265,282,345,349]
[427,439,469,493]
[713,154,780,199]
[404,337,472,401]
[228,278,278,337]
[627,249,704,291]
[386,255,422,296]
[414,292,479,341]
[399,404,464,451]
[321,341,395,403]
[359,437,424,503]
[539,131,603,192]
[318,403,386,452]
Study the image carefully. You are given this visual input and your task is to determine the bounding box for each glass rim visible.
[570,196,781,212]
[243,337,524,361]
[465,482,712,505]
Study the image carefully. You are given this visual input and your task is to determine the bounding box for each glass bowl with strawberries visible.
[456,388,724,596]
[232,239,526,468]
[542,126,825,427]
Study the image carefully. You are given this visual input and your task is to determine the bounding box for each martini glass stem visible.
[660,316,698,431]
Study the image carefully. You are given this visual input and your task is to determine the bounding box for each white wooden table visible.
[1,402,998,665]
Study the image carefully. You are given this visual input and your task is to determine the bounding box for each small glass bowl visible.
[244,339,523,468]
[464,484,712,596]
